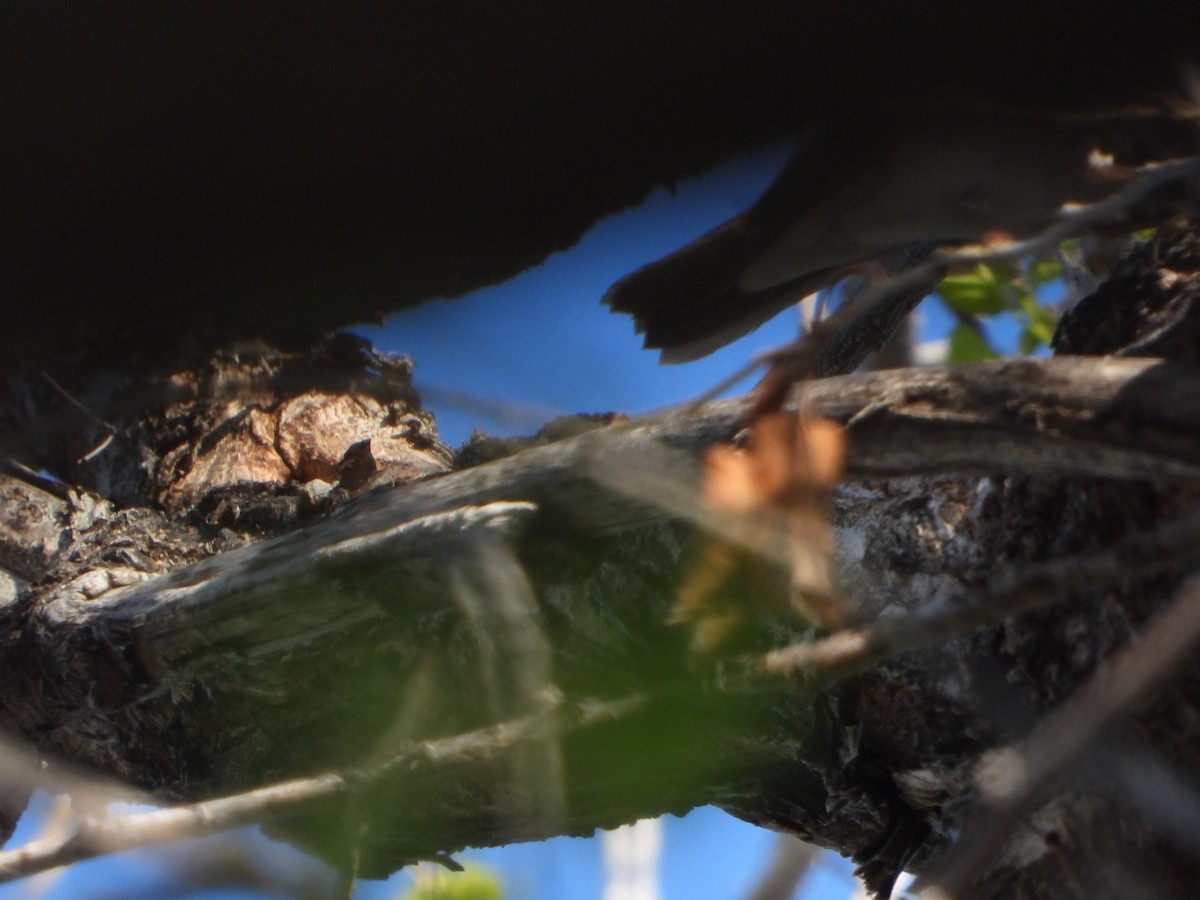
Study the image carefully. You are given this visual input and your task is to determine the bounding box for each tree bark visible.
[3,231,1200,898]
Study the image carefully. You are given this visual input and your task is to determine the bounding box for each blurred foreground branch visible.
[922,574,1200,897]
[0,694,645,884]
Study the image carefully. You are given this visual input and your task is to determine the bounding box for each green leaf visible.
[1026,253,1063,287]
[947,323,999,363]
[936,264,1009,316]
[1017,294,1058,346]
[401,863,505,900]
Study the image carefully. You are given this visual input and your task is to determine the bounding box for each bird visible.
[604,102,1200,363]
[2,3,1198,376]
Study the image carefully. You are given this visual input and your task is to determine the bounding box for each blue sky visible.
[356,139,1008,451]
[356,142,801,448]
[2,795,860,899]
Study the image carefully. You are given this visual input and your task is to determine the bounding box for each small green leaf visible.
[947,323,999,363]
[1017,294,1058,345]
[401,863,505,900]
[936,264,1009,316]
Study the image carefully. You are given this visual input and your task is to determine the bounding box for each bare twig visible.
[746,835,820,900]
[0,694,646,885]
[701,152,1198,397]
[449,533,566,832]
[1092,737,1200,859]
[0,730,146,816]
[918,575,1200,898]
[805,155,1200,364]
[39,371,118,463]
[761,509,1200,679]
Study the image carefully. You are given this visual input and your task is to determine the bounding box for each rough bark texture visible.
[4,10,1198,894]
[1,230,1200,897]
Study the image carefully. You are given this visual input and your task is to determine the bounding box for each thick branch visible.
[37,357,1200,680]
[7,354,1200,889]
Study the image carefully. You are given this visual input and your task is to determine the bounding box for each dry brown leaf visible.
[672,403,848,653]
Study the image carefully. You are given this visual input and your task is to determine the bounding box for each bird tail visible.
[603,218,836,363]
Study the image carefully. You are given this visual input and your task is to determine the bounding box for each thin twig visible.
[39,371,118,463]
[760,508,1200,679]
[0,729,147,817]
[741,154,1200,386]
[449,532,566,831]
[830,155,1200,341]
[2,458,72,501]
[918,574,1200,898]
[1090,737,1200,859]
[746,835,820,900]
[0,694,646,885]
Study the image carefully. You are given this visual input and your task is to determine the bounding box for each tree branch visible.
[8,355,1200,890]
[919,575,1200,897]
[34,357,1200,693]
[760,508,1200,678]
[0,694,645,884]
